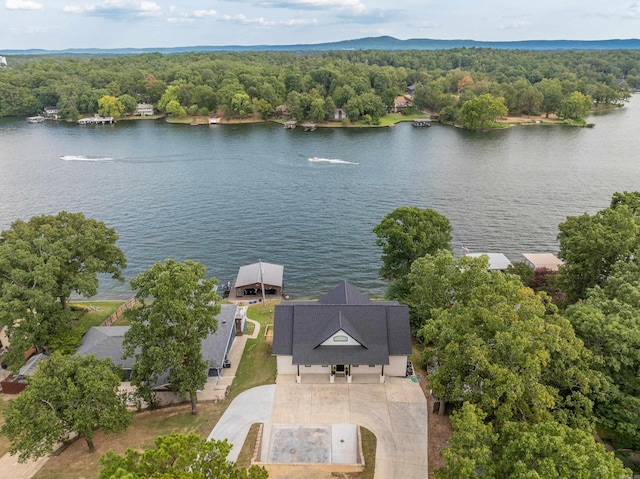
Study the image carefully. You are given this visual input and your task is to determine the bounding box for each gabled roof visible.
[318,281,372,305]
[314,311,367,348]
[77,304,237,373]
[273,282,411,366]
[235,261,283,289]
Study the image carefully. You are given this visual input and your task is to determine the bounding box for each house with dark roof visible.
[272,282,411,383]
[76,304,242,387]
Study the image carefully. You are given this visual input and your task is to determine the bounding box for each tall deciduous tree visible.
[373,206,451,300]
[558,91,592,122]
[457,93,508,130]
[122,260,220,415]
[421,273,605,429]
[407,251,491,333]
[99,433,268,479]
[566,258,640,448]
[0,212,126,365]
[1,352,131,461]
[98,95,125,119]
[437,403,630,479]
[557,195,640,302]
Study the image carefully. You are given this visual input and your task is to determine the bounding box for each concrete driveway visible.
[210,378,428,478]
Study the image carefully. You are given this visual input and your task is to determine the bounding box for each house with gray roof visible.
[272,281,411,383]
[76,304,240,387]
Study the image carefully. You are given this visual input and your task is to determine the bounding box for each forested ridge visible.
[1,48,637,126]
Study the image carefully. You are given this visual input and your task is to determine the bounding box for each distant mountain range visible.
[4,36,640,55]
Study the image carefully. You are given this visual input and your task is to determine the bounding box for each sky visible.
[2,0,640,50]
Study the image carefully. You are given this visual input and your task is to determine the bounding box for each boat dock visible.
[284,120,297,129]
[77,115,114,125]
[412,118,432,127]
[303,123,317,131]
[26,116,45,123]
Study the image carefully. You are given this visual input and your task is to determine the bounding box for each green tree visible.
[373,206,451,300]
[99,433,268,479]
[457,93,508,130]
[123,260,220,415]
[557,196,640,302]
[437,404,630,479]
[253,98,274,121]
[231,93,252,118]
[421,273,605,429]
[309,97,326,122]
[118,94,137,115]
[1,353,130,461]
[0,212,126,365]
[566,258,640,448]
[165,99,187,118]
[98,95,125,119]
[407,251,491,333]
[558,91,592,122]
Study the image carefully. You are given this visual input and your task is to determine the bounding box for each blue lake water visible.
[1,99,639,299]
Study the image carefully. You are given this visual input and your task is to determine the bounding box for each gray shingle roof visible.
[235,261,283,289]
[273,282,411,366]
[77,304,237,373]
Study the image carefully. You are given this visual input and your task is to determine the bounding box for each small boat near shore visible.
[27,116,45,123]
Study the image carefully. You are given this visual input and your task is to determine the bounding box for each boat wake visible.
[60,155,114,162]
[308,157,358,165]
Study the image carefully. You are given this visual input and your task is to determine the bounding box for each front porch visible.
[276,373,385,384]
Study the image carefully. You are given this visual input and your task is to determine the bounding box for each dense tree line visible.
[374,194,640,474]
[0,48,635,126]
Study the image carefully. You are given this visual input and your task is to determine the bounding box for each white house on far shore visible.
[136,103,154,116]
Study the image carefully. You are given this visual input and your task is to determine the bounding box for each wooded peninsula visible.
[1,48,638,129]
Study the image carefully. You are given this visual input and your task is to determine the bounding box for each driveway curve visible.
[207,384,276,461]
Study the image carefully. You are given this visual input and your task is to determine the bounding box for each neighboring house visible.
[406,83,417,97]
[233,260,283,299]
[393,95,411,112]
[76,304,242,385]
[465,252,513,271]
[333,108,347,121]
[272,281,412,383]
[43,107,59,120]
[136,103,154,116]
[0,325,9,351]
[0,56,7,68]
[521,253,564,272]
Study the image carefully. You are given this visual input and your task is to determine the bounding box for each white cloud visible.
[5,0,43,10]
[499,20,533,30]
[227,0,367,15]
[63,0,161,19]
[219,12,317,27]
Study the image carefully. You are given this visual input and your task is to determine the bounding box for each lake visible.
[1,99,639,299]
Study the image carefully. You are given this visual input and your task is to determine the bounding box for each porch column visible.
[380,364,385,383]
[296,365,301,384]
[347,364,352,384]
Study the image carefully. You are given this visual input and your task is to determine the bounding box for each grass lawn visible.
[70,301,124,333]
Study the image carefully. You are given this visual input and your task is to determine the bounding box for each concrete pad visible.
[349,401,392,429]
[385,380,427,403]
[310,396,350,423]
[208,384,276,461]
[348,384,387,403]
[388,402,428,435]
[331,424,359,464]
[0,453,49,479]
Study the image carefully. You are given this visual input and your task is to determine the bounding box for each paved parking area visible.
[210,377,428,478]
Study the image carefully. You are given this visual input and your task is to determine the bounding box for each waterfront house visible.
[272,281,412,384]
[333,108,347,121]
[136,103,154,116]
[465,252,513,271]
[406,83,417,97]
[76,304,241,383]
[43,107,59,120]
[393,95,411,112]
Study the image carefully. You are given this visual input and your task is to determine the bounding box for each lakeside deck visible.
[77,115,114,125]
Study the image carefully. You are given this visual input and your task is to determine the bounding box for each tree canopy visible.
[557,193,640,302]
[99,432,268,479]
[1,352,131,461]
[421,272,605,429]
[0,211,126,367]
[122,259,220,414]
[457,93,508,130]
[436,403,630,479]
[566,258,640,448]
[373,206,451,300]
